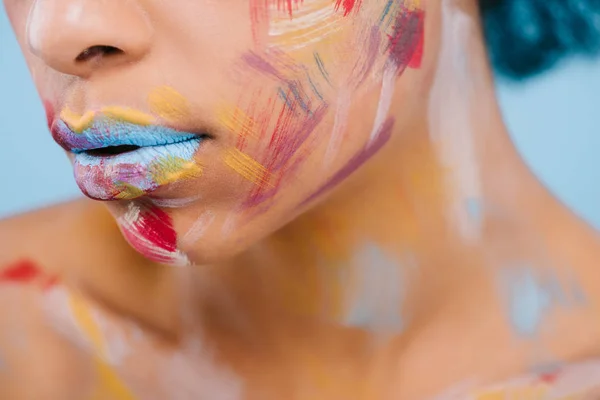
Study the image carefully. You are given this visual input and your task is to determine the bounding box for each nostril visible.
[75,45,124,63]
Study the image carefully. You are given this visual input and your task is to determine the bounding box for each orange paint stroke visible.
[224,148,273,187]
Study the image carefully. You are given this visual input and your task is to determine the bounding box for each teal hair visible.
[480,0,600,79]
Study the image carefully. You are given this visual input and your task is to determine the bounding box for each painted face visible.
[4,0,424,264]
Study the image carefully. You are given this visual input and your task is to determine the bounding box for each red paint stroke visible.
[121,205,178,263]
[538,371,561,384]
[0,260,41,283]
[41,276,60,291]
[249,0,270,47]
[408,25,425,69]
[43,100,55,131]
[0,259,60,290]
[388,8,425,71]
[335,0,362,16]
[300,117,395,206]
[273,0,304,17]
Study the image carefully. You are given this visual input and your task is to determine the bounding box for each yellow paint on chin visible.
[114,183,147,200]
[148,86,191,123]
[68,293,137,400]
[223,148,273,187]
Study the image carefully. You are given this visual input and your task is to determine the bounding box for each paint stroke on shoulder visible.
[497,265,586,340]
[0,259,59,290]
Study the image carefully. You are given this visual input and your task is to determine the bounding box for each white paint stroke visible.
[427,0,483,242]
[183,210,217,246]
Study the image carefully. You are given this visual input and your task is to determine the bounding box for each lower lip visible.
[73,137,203,201]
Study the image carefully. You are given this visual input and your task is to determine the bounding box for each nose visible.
[27,0,153,78]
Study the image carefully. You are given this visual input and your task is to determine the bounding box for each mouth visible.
[52,117,206,201]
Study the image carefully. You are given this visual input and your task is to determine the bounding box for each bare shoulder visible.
[0,199,110,273]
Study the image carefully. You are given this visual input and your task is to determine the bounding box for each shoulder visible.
[0,199,111,276]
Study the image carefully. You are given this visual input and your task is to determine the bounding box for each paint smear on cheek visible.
[147,86,191,123]
[335,0,362,16]
[387,6,425,70]
[118,203,189,266]
[223,148,274,188]
[301,117,394,205]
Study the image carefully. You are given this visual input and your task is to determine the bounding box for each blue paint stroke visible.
[313,52,332,85]
[504,267,552,337]
[465,197,485,225]
[499,265,586,339]
[344,244,407,332]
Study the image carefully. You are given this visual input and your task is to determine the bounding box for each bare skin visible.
[2,0,600,398]
[1,135,600,399]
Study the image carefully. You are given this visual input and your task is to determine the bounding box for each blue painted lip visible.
[50,116,207,201]
[52,118,205,154]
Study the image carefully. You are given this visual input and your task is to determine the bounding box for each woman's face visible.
[4,0,424,264]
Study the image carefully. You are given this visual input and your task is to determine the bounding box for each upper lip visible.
[51,113,204,154]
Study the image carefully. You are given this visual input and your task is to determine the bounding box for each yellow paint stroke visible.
[114,183,146,200]
[403,0,423,11]
[149,156,203,186]
[148,86,191,123]
[217,105,258,140]
[60,106,156,133]
[68,293,137,400]
[102,106,155,126]
[223,148,273,187]
[60,107,96,133]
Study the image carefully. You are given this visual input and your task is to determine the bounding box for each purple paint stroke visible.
[388,7,424,70]
[349,25,382,89]
[268,103,328,173]
[300,117,394,206]
[241,50,303,82]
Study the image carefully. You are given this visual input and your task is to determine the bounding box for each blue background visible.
[1,9,599,228]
